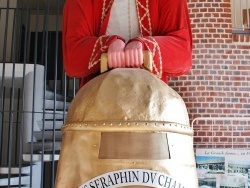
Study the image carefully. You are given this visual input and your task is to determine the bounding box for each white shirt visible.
[106,0,141,42]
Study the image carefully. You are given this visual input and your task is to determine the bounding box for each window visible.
[231,0,250,34]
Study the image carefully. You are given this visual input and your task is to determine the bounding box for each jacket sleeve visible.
[132,0,193,79]
[63,0,124,78]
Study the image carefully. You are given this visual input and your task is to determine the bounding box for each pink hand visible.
[107,39,126,68]
[125,41,143,68]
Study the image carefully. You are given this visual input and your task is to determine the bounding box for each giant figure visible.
[55,0,198,187]
[62,0,193,86]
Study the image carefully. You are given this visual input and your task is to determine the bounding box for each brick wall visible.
[169,0,250,148]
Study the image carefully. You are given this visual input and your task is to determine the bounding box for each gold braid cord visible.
[136,0,162,78]
[101,0,114,26]
[136,0,152,36]
[89,0,114,70]
[88,36,113,69]
[144,37,162,78]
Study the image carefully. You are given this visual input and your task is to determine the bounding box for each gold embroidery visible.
[143,37,162,78]
[88,36,112,69]
[136,0,152,36]
[101,0,114,27]
[101,0,106,26]
[91,0,115,70]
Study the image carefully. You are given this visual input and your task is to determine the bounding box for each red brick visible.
[184,0,250,147]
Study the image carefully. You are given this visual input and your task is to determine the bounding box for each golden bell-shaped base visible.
[55,69,198,188]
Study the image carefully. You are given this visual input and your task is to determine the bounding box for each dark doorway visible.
[29,31,63,80]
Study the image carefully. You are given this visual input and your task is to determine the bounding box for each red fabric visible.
[63,0,193,87]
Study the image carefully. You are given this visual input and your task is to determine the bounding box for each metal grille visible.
[0,0,79,187]
[231,0,250,33]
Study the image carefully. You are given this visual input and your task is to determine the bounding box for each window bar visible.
[7,91,14,187]
[15,88,22,187]
[73,78,76,97]
[0,0,10,166]
[14,89,21,165]
[7,2,19,184]
[5,2,17,186]
[0,83,2,164]
[240,0,243,29]
[51,0,61,186]
[12,2,21,186]
[0,87,6,165]
[233,0,237,29]
[40,0,50,187]
[63,73,67,123]
[12,0,21,167]
[6,5,19,170]
[14,1,22,170]
[10,6,17,64]
[1,0,10,63]
[29,0,41,186]
[17,3,23,65]
[18,0,30,186]
[247,0,249,29]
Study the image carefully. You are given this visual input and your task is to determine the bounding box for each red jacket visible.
[63,0,193,87]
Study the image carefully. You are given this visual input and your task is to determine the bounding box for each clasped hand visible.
[107,39,143,68]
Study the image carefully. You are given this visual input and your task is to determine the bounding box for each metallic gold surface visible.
[61,121,193,135]
[65,68,189,125]
[55,69,198,188]
[99,132,169,160]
